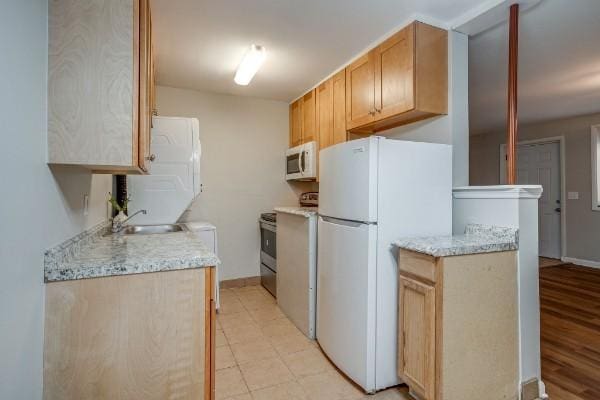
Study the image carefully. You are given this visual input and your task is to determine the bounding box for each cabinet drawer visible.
[399,249,437,283]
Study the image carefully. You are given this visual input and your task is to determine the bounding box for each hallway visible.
[540,264,600,400]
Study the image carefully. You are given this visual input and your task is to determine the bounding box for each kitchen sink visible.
[119,224,184,235]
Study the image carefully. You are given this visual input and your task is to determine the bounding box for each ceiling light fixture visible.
[234,45,266,86]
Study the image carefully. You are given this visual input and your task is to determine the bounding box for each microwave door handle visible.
[300,150,305,175]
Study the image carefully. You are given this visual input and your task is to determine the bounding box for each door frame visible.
[499,136,566,259]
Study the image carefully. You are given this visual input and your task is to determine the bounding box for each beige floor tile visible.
[240,292,276,310]
[216,329,229,348]
[282,347,334,378]
[251,381,309,400]
[218,311,254,330]
[254,285,274,297]
[261,318,300,339]
[230,338,279,365]
[298,370,364,400]
[239,357,294,391]
[216,345,237,370]
[248,304,285,323]
[270,331,316,356]
[219,297,247,314]
[223,394,252,400]
[232,285,261,295]
[219,289,238,300]
[223,322,265,345]
[215,366,249,400]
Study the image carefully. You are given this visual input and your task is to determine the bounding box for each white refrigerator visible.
[317,136,452,393]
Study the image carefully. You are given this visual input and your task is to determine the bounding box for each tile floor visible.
[216,284,410,400]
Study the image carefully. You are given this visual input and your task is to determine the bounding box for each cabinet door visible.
[289,99,303,147]
[150,6,156,117]
[345,52,376,130]
[317,79,333,150]
[302,90,317,143]
[398,275,435,400]
[44,269,208,400]
[374,24,415,121]
[138,0,153,173]
[332,70,347,145]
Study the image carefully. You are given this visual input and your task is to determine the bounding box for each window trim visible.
[592,125,600,212]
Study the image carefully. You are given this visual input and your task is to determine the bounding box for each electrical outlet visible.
[83,194,89,216]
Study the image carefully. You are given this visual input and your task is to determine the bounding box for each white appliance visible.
[128,116,201,224]
[128,116,220,307]
[186,221,220,309]
[286,141,317,181]
[317,136,452,393]
[275,211,318,339]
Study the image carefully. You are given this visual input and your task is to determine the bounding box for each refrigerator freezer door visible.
[318,137,378,223]
[316,216,378,392]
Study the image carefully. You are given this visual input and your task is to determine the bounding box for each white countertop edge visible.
[452,185,543,199]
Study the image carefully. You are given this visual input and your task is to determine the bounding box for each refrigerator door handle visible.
[320,215,376,227]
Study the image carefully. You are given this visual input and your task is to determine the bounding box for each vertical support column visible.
[506,4,519,184]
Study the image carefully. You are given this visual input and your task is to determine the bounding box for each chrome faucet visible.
[112,209,147,233]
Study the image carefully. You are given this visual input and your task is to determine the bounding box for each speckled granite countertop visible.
[44,222,220,282]
[393,224,519,257]
[274,206,318,218]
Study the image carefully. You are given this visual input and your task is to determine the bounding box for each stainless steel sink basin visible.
[120,224,184,235]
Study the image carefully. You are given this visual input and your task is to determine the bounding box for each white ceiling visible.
[151,0,486,102]
[469,0,600,135]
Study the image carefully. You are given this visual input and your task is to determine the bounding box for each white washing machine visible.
[186,221,220,309]
[128,116,220,307]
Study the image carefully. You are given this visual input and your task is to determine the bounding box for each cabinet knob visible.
[146,154,156,162]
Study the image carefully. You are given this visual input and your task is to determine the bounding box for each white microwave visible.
[286,141,317,181]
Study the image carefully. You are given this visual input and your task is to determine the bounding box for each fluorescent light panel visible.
[234,45,266,86]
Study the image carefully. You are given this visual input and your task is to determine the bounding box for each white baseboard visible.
[561,256,600,269]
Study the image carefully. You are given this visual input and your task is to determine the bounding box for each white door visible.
[316,216,378,391]
[501,142,561,258]
[318,137,379,223]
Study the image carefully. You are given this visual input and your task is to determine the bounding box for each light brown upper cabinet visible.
[345,52,377,130]
[289,89,317,147]
[302,90,317,144]
[346,22,447,134]
[316,70,347,150]
[48,0,155,174]
[289,99,303,147]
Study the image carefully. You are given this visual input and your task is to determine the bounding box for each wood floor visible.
[540,263,600,400]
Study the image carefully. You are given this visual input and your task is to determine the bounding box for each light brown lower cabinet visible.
[43,268,216,400]
[397,250,519,400]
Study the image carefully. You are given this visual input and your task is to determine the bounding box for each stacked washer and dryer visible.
[128,116,220,307]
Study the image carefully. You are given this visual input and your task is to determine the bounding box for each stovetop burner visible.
[260,213,276,223]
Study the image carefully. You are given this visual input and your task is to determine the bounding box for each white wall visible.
[155,86,313,281]
[0,2,112,398]
[384,30,470,187]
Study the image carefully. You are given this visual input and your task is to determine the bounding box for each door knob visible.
[555,207,561,212]
[146,154,156,162]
